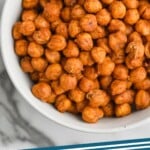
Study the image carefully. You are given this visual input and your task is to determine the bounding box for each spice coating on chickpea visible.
[100,76,112,90]
[22,0,38,9]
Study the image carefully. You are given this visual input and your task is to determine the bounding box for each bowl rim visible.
[1,0,150,134]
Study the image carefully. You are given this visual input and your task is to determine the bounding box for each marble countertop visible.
[0,0,150,150]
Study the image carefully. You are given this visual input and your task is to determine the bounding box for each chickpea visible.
[129,67,147,83]
[64,0,76,6]
[87,89,110,107]
[76,33,93,51]
[39,0,49,8]
[83,66,98,80]
[35,15,50,29]
[103,102,114,117]
[67,103,78,114]
[45,50,60,63]
[30,71,39,82]
[43,91,57,103]
[134,78,150,90]
[128,32,142,43]
[76,100,88,113]
[113,64,128,80]
[71,5,85,20]
[27,42,44,58]
[12,22,22,40]
[68,20,82,38]
[32,82,51,101]
[84,0,102,13]
[139,0,149,7]
[15,39,28,56]
[124,9,139,25]
[82,106,104,123]
[114,90,135,105]
[91,47,106,64]
[109,31,127,51]
[22,0,38,9]
[93,79,100,89]
[109,1,126,19]
[80,14,97,32]
[100,76,112,90]
[56,23,68,39]
[60,74,77,91]
[51,81,65,95]
[75,72,84,80]
[111,80,128,96]
[101,0,114,5]
[31,57,48,72]
[126,24,133,35]
[61,7,71,22]
[96,9,111,26]
[20,21,35,36]
[68,88,85,103]
[79,51,94,66]
[51,0,63,10]
[90,26,106,40]
[135,90,150,110]
[47,35,67,51]
[145,42,150,58]
[38,72,49,82]
[135,19,150,36]
[79,77,95,92]
[21,9,37,21]
[64,58,83,74]
[123,0,139,9]
[139,4,150,20]
[55,96,72,113]
[51,19,62,32]
[45,64,62,80]
[20,56,34,73]
[108,19,126,33]
[115,103,131,117]
[63,40,79,58]
[43,2,60,22]
[97,57,115,76]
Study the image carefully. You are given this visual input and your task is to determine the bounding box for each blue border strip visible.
[26,138,150,150]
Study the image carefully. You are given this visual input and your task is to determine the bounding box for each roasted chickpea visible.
[80,14,97,32]
[135,19,150,36]
[108,19,126,33]
[109,1,126,19]
[76,33,93,51]
[82,106,104,123]
[47,35,67,51]
[32,82,51,101]
[15,39,28,56]
[55,23,68,39]
[96,9,111,26]
[68,20,82,38]
[93,79,100,89]
[87,89,110,107]
[67,103,78,114]
[76,100,88,113]
[134,78,150,90]
[51,0,63,10]
[125,24,133,35]
[68,88,85,103]
[97,57,115,76]
[64,58,83,74]
[79,51,94,66]
[91,47,106,64]
[35,15,50,29]
[90,26,106,39]
[64,0,77,6]
[79,77,95,92]
[60,74,77,91]
[20,21,35,36]
[103,102,114,117]
[39,0,49,8]
[12,22,22,40]
[129,67,147,83]
[61,7,71,22]
[114,90,135,105]
[113,64,128,80]
[123,0,139,9]
[22,0,38,9]
[135,90,150,110]
[51,81,65,95]
[20,56,34,73]
[43,2,60,22]
[111,80,128,96]
[83,66,98,80]
[28,42,44,57]
[139,4,150,20]
[21,9,37,21]
[84,0,102,13]
[63,40,79,58]
[43,91,57,103]
[45,64,62,80]
[128,32,142,42]
[100,76,112,90]
[30,71,39,82]
[38,72,49,82]
[145,42,150,58]
[109,31,127,51]
[101,0,114,5]
[31,57,48,72]
[51,19,62,32]
[115,103,131,117]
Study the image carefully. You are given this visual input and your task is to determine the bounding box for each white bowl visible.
[1,0,150,133]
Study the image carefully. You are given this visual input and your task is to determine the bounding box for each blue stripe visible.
[26,138,150,150]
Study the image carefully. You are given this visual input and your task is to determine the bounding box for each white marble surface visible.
[0,0,150,150]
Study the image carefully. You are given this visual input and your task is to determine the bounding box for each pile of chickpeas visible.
[13,0,150,123]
